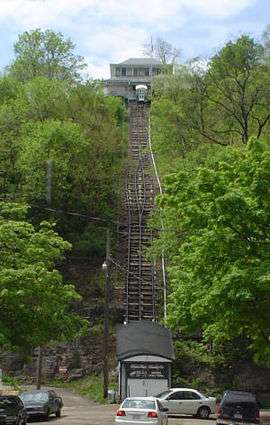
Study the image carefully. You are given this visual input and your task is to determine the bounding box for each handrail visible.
[148,116,167,320]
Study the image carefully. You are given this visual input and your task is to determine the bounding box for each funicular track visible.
[124,101,159,322]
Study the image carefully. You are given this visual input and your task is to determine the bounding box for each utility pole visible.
[36,160,53,389]
[36,346,43,390]
[102,229,110,400]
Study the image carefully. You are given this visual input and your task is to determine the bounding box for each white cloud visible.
[182,0,255,18]
[0,0,255,27]
[0,0,257,78]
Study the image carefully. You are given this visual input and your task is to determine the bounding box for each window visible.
[138,68,145,76]
[0,398,18,408]
[156,390,172,399]
[168,392,185,400]
[183,391,201,400]
[145,68,149,76]
[122,399,156,410]
[116,68,121,76]
[133,68,138,76]
[121,68,126,76]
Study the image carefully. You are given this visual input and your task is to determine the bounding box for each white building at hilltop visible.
[105,57,163,101]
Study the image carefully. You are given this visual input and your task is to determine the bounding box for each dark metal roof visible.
[117,321,175,361]
[120,58,162,66]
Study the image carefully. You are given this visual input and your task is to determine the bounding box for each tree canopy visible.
[9,29,86,82]
[0,202,86,350]
[151,35,270,159]
[0,29,127,350]
[155,138,270,365]
[143,37,181,64]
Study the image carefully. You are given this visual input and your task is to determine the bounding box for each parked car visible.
[20,389,63,420]
[217,390,260,425]
[156,388,216,418]
[115,397,168,425]
[0,395,27,425]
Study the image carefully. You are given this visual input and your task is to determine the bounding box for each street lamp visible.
[102,230,110,400]
[102,261,108,276]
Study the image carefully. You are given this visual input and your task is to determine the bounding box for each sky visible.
[0,0,269,79]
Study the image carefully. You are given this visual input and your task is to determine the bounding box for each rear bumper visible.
[115,419,159,425]
[217,419,259,425]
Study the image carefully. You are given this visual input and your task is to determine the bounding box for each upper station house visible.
[105,57,163,101]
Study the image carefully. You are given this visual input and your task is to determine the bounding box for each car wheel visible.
[197,406,211,419]
[55,408,62,418]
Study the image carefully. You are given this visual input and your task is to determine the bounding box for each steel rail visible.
[124,101,159,322]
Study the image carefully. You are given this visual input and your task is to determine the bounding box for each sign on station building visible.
[116,321,175,399]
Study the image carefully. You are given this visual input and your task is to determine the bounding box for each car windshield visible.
[20,392,49,403]
[155,390,172,399]
[122,399,156,410]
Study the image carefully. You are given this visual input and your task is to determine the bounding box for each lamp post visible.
[36,159,53,389]
[102,229,110,399]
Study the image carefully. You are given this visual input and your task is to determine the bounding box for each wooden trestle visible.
[124,101,158,322]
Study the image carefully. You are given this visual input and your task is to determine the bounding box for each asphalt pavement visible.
[28,388,270,425]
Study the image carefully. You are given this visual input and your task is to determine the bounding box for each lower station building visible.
[117,321,175,399]
[104,57,163,101]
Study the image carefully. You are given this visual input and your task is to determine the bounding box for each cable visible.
[0,196,269,243]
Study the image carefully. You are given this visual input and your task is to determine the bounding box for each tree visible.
[201,36,270,144]
[151,35,270,154]
[9,29,86,82]
[262,24,270,55]
[143,37,181,64]
[0,69,126,260]
[157,138,270,365]
[0,202,86,350]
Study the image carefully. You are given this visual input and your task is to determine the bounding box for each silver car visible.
[115,397,168,425]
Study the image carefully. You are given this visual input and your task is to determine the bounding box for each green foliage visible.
[9,29,86,82]
[2,373,22,390]
[151,35,270,172]
[174,340,225,367]
[0,201,87,350]
[0,30,127,353]
[0,70,126,253]
[157,138,270,365]
[53,375,108,404]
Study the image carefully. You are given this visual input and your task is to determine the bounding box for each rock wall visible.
[0,335,116,383]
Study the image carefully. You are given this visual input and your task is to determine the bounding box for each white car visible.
[115,397,168,425]
[156,388,216,418]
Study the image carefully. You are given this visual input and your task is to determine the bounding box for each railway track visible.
[124,101,159,322]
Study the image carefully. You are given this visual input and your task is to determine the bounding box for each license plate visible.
[132,414,141,420]
[234,413,243,419]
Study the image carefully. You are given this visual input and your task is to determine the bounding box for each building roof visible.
[119,58,162,66]
[116,321,175,361]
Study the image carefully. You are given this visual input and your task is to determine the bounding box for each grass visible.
[2,374,22,391]
[51,374,111,404]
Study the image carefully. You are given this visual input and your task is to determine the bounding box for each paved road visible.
[28,388,215,425]
[29,388,270,425]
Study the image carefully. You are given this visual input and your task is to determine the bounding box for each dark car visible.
[217,391,260,425]
[0,395,27,425]
[20,390,63,420]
